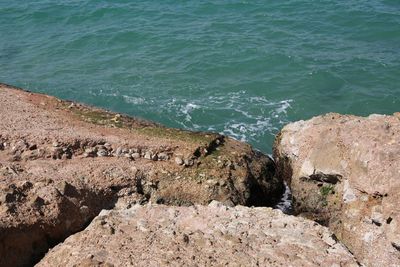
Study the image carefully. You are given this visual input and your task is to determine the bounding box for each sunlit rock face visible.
[274,112,400,266]
[37,202,359,267]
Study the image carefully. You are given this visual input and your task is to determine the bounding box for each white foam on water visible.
[180,103,200,122]
[152,91,294,151]
[274,182,294,215]
[122,95,145,105]
[110,89,293,152]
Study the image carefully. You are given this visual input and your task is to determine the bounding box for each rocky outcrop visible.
[274,113,400,266]
[0,84,282,266]
[37,202,359,267]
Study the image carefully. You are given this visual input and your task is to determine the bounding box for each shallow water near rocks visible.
[1,1,399,153]
[274,182,294,215]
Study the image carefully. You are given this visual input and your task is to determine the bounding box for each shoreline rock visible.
[0,83,283,266]
[3,82,396,266]
[274,112,400,266]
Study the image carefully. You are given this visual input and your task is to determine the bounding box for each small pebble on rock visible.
[175,157,184,165]
[151,153,158,161]
[115,147,122,157]
[97,149,108,157]
[131,153,141,159]
[158,153,169,161]
[144,151,152,160]
[184,158,194,167]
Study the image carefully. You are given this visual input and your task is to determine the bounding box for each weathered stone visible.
[0,84,283,266]
[184,158,194,166]
[56,181,76,196]
[37,203,359,267]
[97,149,108,157]
[131,153,140,159]
[124,153,132,159]
[30,196,45,209]
[51,147,64,160]
[11,140,27,153]
[83,148,96,157]
[114,147,122,157]
[28,144,37,150]
[104,143,111,148]
[174,157,184,165]
[52,141,60,147]
[144,151,152,160]
[157,152,169,161]
[274,113,400,266]
[151,153,158,161]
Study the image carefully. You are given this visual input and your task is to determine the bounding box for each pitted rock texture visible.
[37,202,359,267]
[274,113,400,266]
[0,84,282,266]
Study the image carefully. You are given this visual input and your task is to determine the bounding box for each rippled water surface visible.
[1,1,399,152]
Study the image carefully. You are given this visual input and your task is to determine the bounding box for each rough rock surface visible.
[37,202,359,267]
[0,84,282,266]
[274,113,400,266]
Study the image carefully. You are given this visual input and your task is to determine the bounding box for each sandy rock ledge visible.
[0,84,282,266]
[37,202,359,267]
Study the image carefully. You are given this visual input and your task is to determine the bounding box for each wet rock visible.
[37,204,359,267]
[274,113,400,266]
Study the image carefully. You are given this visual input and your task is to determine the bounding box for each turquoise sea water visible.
[1,1,399,153]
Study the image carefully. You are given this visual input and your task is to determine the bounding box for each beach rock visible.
[0,83,282,266]
[274,113,400,266]
[37,203,359,267]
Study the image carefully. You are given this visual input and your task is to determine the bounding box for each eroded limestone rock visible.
[37,203,359,267]
[0,83,282,266]
[274,113,400,266]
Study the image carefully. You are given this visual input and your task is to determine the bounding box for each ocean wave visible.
[155,91,293,150]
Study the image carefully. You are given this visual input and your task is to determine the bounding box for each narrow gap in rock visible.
[273,181,294,215]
